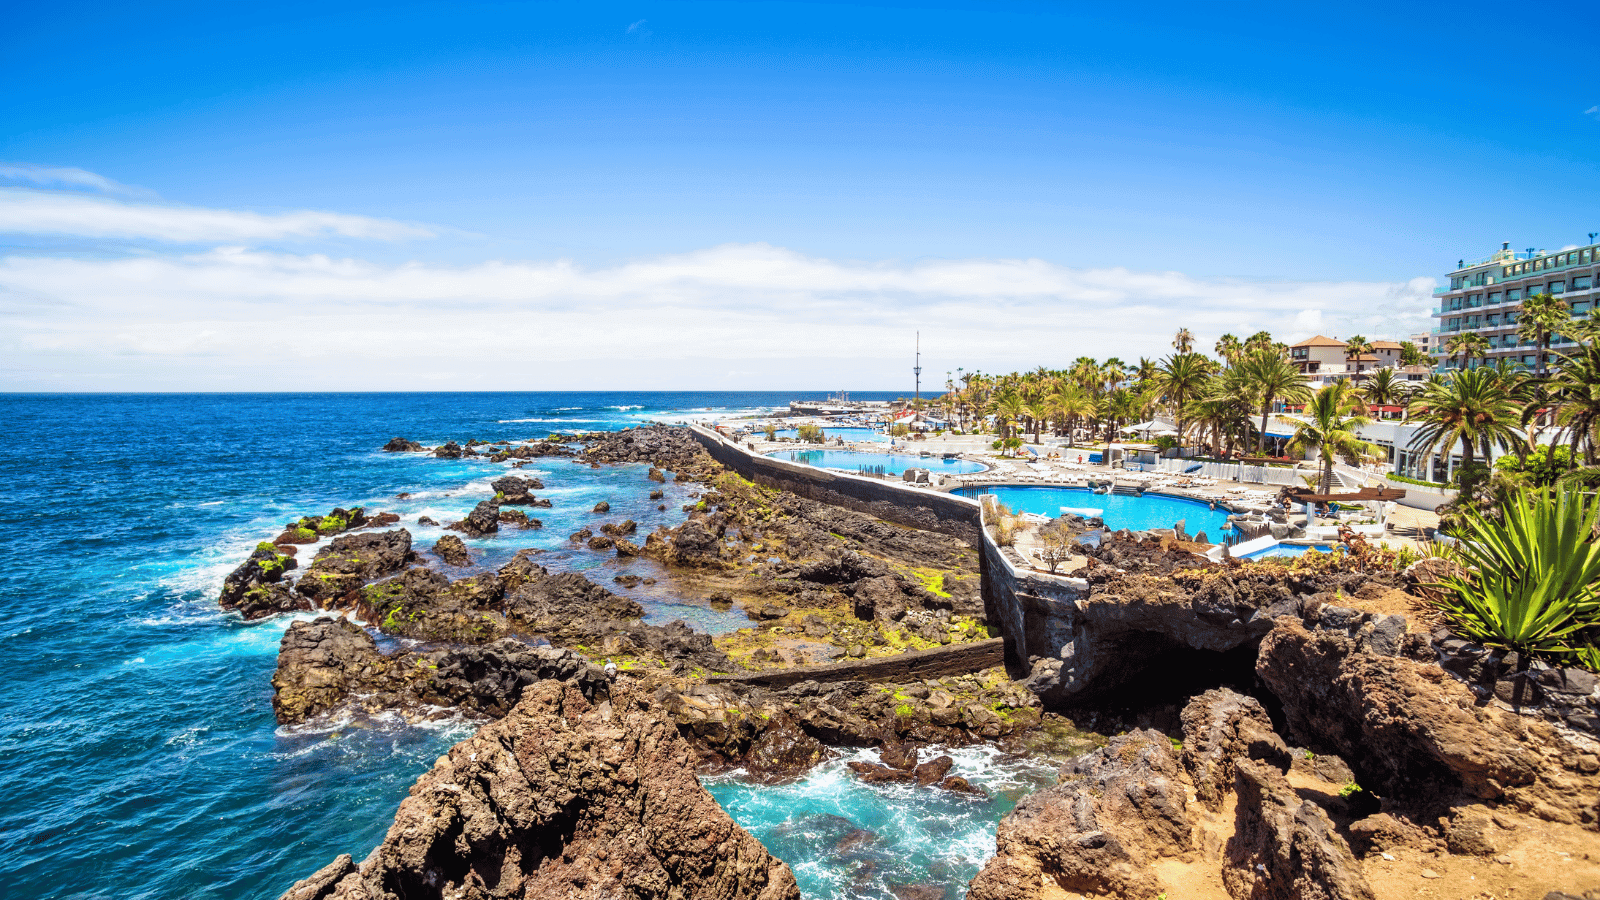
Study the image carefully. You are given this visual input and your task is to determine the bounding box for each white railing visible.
[1151,458,1304,485]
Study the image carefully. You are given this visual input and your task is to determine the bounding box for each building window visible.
[1507,288,1521,300]
[1550,281,1566,294]
[1572,300,1591,315]
[1489,291,1501,303]
[1575,276,1592,290]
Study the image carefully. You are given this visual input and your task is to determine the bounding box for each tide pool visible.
[705,745,1057,900]
[956,485,1234,537]
[770,448,988,476]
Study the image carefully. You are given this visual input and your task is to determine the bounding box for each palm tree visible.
[1518,292,1570,378]
[1240,350,1312,455]
[1359,367,1404,411]
[1406,369,1523,496]
[1214,334,1243,366]
[1025,398,1049,443]
[1050,384,1096,448]
[1153,353,1214,451]
[1289,383,1377,494]
[1343,335,1375,382]
[1445,332,1491,371]
[1100,389,1139,465]
[1134,356,1160,385]
[1172,327,1195,354]
[993,391,1027,446]
[1546,340,1600,465]
[1244,330,1276,355]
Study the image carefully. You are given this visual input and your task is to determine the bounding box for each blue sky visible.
[2,1,1597,390]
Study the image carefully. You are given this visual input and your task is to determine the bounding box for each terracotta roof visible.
[1370,340,1403,350]
[1291,334,1346,348]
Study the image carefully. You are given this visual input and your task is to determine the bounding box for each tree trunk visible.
[1258,401,1271,456]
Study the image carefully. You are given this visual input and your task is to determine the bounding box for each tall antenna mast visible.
[913,332,922,407]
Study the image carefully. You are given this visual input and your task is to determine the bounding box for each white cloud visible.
[627,18,648,33]
[0,163,155,197]
[0,189,433,243]
[0,243,1438,390]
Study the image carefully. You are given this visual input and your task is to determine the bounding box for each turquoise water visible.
[1243,543,1332,559]
[1,391,1036,900]
[956,485,1234,537]
[705,745,1056,900]
[770,449,989,475]
[774,426,889,442]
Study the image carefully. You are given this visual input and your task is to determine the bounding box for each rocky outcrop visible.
[503,567,645,640]
[430,534,471,566]
[578,425,722,478]
[1001,531,1414,705]
[1224,760,1375,900]
[490,475,543,504]
[446,500,499,537]
[381,437,423,452]
[968,729,1194,900]
[969,687,1373,900]
[432,441,465,459]
[218,545,306,620]
[357,568,509,643]
[271,506,373,544]
[1179,687,1290,809]
[275,680,800,900]
[294,529,414,604]
[271,616,610,724]
[1257,611,1600,828]
[272,617,412,722]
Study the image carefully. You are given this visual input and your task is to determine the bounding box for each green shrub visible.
[1386,473,1449,488]
[796,423,825,443]
[1433,487,1600,669]
[1495,445,1575,488]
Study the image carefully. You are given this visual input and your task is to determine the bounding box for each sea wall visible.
[976,498,1089,680]
[687,426,983,544]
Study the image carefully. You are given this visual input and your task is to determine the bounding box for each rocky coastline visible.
[226,425,1600,900]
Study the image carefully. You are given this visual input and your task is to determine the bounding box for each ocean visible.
[0,392,1049,900]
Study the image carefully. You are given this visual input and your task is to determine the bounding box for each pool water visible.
[1242,543,1333,559]
[774,426,889,443]
[957,485,1234,538]
[771,449,988,476]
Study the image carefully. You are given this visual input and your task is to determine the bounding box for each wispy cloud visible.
[0,189,434,243]
[0,163,155,198]
[626,18,650,36]
[0,243,1437,389]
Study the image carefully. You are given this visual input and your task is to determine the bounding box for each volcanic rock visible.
[219,545,302,619]
[275,680,800,900]
[446,500,499,537]
[1224,760,1374,900]
[294,529,414,605]
[431,534,471,567]
[381,437,423,452]
[490,475,543,504]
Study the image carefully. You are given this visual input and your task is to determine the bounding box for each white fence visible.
[1150,457,1304,486]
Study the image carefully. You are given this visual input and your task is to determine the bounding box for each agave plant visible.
[1435,488,1600,666]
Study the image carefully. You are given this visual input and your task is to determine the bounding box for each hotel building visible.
[1433,238,1599,370]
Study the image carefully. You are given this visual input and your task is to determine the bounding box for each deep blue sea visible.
[0,391,1049,900]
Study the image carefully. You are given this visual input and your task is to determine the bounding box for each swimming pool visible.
[770,449,988,476]
[1241,543,1333,560]
[956,485,1234,537]
[773,426,889,443]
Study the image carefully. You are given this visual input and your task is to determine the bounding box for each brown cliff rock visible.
[276,680,800,900]
[1257,617,1600,827]
[967,729,1193,900]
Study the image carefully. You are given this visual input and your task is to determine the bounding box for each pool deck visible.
[739,433,1440,552]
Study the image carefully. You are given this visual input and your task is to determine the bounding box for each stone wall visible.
[687,426,984,545]
[976,497,1089,678]
[707,638,1006,689]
